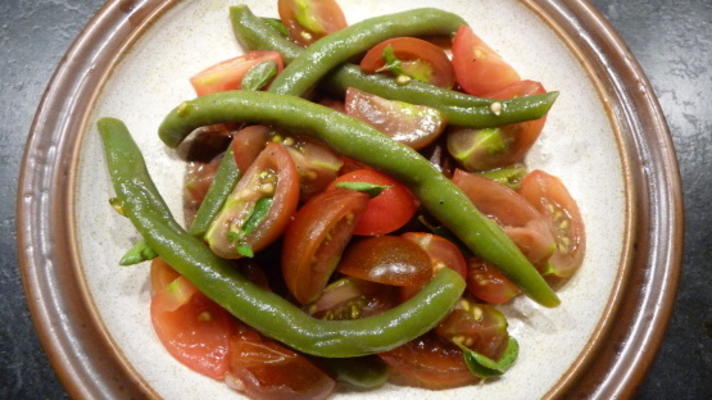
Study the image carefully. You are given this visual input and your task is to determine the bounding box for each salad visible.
[99,1,585,399]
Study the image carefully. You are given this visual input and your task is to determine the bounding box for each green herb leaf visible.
[375,45,406,77]
[109,197,126,216]
[241,60,279,91]
[321,356,388,389]
[458,336,519,379]
[479,166,527,190]
[236,244,255,258]
[260,17,290,37]
[227,197,274,258]
[119,239,158,266]
[335,181,390,197]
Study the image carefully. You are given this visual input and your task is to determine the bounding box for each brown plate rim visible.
[16,0,683,399]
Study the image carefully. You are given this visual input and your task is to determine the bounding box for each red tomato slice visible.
[231,125,272,173]
[519,170,586,278]
[344,87,447,149]
[278,0,347,46]
[206,143,300,259]
[190,51,284,96]
[360,37,455,89]
[150,257,180,295]
[453,169,556,264]
[151,284,234,380]
[339,236,432,287]
[435,299,509,360]
[399,233,468,300]
[307,277,398,320]
[452,25,520,96]
[226,333,335,400]
[379,333,476,389]
[329,169,417,235]
[282,188,370,304]
[466,258,520,305]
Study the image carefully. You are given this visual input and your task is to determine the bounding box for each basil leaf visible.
[242,60,278,91]
[228,197,274,257]
[119,239,158,266]
[458,336,519,379]
[375,45,406,77]
[335,181,390,197]
[478,166,527,190]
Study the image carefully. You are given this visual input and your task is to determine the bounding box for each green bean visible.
[100,117,465,357]
[259,17,289,38]
[158,91,559,307]
[268,8,466,96]
[188,148,240,237]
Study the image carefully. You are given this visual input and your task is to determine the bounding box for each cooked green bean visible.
[188,148,240,237]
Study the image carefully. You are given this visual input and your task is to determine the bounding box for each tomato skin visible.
[339,236,432,287]
[360,37,455,89]
[399,233,468,300]
[282,188,370,304]
[519,170,586,278]
[467,258,520,305]
[452,25,520,96]
[190,51,284,96]
[231,126,272,173]
[150,257,180,295]
[278,0,347,46]
[435,299,509,360]
[379,333,476,389]
[329,169,417,236]
[307,278,398,320]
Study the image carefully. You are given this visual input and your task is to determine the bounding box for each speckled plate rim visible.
[16,0,682,399]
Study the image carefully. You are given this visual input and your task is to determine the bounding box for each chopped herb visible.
[335,181,390,197]
[376,45,406,77]
[228,197,274,257]
[241,60,279,91]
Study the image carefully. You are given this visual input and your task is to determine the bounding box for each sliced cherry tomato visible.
[150,258,180,295]
[278,0,347,46]
[435,298,509,360]
[151,282,234,380]
[466,258,520,305]
[231,125,272,173]
[177,123,235,162]
[519,170,585,278]
[344,87,447,149]
[282,188,370,304]
[379,333,476,389]
[399,233,468,300]
[452,25,520,96]
[190,51,284,96]
[453,169,556,264]
[329,169,417,235]
[338,236,431,287]
[360,37,455,89]
[319,97,346,113]
[206,143,299,259]
[184,155,222,224]
[337,156,371,175]
[307,278,398,320]
[226,332,335,400]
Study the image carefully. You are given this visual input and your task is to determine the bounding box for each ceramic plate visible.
[17,0,682,399]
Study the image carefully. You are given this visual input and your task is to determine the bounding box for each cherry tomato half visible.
[467,258,520,305]
[190,51,284,96]
[329,169,417,235]
[435,298,509,360]
[307,277,398,320]
[278,0,347,46]
[360,37,455,89]
[452,25,520,96]
[519,170,586,278]
[282,188,370,304]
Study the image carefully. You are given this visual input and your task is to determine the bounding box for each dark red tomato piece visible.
[467,258,520,305]
[435,298,509,360]
[282,188,370,304]
[337,156,372,175]
[206,143,299,259]
[231,125,272,173]
[452,25,520,96]
[360,37,455,88]
[151,280,234,380]
[190,51,284,96]
[307,277,398,320]
[338,236,432,287]
[379,333,476,389]
[329,169,417,235]
[236,259,272,291]
[319,97,346,113]
[184,155,222,224]
[453,169,556,264]
[226,334,335,400]
[519,170,585,278]
[399,233,468,301]
[278,0,347,46]
[344,87,447,149]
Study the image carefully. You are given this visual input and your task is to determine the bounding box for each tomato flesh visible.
[467,258,520,305]
[452,25,520,96]
[307,278,398,320]
[150,257,180,295]
[345,87,446,150]
[278,0,347,46]
[435,299,509,360]
[329,169,417,236]
[190,51,284,96]
[282,188,370,304]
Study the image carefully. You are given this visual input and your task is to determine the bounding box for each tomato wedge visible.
[467,258,520,305]
[360,37,455,88]
[190,51,284,96]
[150,257,180,295]
[452,25,520,96]
[435,299,509,360]
[329,169,417,235]
[339,236,432,287]
[519,170,585,278]
[452,169,556,264]
[282,188,369,304]
[206,143,299,259]
[344,87,446,149]
[307,277,398,320]
[399,233,468,301]
[278,0,347,46]
[379,333,476,389]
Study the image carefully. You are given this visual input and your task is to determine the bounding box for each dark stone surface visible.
[0,0,709,399]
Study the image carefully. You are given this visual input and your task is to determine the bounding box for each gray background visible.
[1,0,710,398]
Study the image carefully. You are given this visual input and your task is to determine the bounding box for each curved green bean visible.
[188,148,240,237]
[158,91,559,307]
